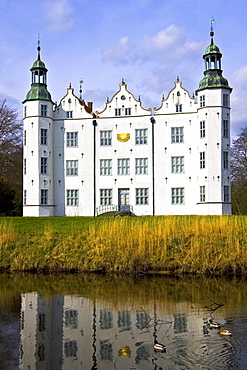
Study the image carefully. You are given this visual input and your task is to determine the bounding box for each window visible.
[171,156,184,173]
[41,104,47,116]
[23,190,27,205]
[64,340,78,358]
[135,129,147,145]
[24,106,27,118]
[100,130,112,146]
[41,189,48,205]
[200,186,206,202]
[176,104,182,112]
[38,313,46,332]
[224,186,230,202]
[115,108,121,116]
[171,127,184,143]
[66,160,78,176]
[66,190,79,206]
[200,152,205,169]
[135,158,148,175]
[125,108,131,115]
[200,121,205,138]
[65,310,78,329]
[66,111,73,118]
[136,188,149,205]
[171,188,184,205]
[41,129,48,145]
[118,159,130,175]
[41,157,47,174]
[100,189,112,205]
[223,120,229,138]
[24,158,26,175]
[223,94,229,107]
[200,95,205,107]
[100,159,112,175]
[223,151,229,169]
[100,310,113,330]
[24,130,26,146]
[66,132,78,147]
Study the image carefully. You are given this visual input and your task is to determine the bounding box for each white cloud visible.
[137,25,202,62]
[44,0,74,31]
[101,37,132,65]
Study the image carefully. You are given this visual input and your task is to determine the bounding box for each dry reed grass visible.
[1,216,247,274]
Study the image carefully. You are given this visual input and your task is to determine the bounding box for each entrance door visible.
[118,189,130,212]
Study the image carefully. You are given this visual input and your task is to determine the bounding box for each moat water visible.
[0,273,247,369]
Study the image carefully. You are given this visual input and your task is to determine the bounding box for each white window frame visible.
[100,189,113,205]
[171,156,184,173]
[41,104,47,116]
[66,160,78,176]
[41,189,48,205]
[66,189,79,206]
[125,108,131,115]
[135,129,147,145]
[23,190,27,205]
[66,111,73,118]
[117,158,130,175]
[223,120,229,138]
[200,185,206,203]
[171,188,184,205]
[200,121,205,138]
[100,159,112,176]
[115,108,121,116]
[200,95,205,107]
[176,104,182,112]
[223,151,229,169]
[171,127,184,143]
[66,132,78,147]
[135,158,148,175]
[223,94,229,107]
[136,188,149,205]
[41,128,48,145]
[41,157,48,174]
[200,152,205,169]
[100,131,112,146]
[224,186,230,202]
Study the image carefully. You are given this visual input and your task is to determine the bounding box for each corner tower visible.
[23,41,54,216]
[196,23,232,214]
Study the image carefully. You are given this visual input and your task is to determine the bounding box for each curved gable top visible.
[154,80,197,115]
[97,81,151,118]
[55,85,94,119]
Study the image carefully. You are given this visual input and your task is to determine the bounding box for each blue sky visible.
[0,0,247,137]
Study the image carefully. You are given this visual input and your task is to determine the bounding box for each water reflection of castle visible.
[19,292,200,369]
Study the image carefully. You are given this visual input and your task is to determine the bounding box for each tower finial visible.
[210,17,215,42]
[37,34,41,60]
[79,78,83,100]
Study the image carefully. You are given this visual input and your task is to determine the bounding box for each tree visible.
[231,127,247,214]
[0,100,23,215]
[0,180,15,215]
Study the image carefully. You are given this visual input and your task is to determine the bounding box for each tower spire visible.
[37,34,41,60]
[210,18,215,44]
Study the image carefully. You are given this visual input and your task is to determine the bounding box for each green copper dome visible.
[25,85,52,101]
[196,34,232,93]
[23,46,52,103]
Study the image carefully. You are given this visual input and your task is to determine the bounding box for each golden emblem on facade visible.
[117,133,130,142]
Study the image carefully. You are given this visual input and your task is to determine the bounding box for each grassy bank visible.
[1,216,247,275]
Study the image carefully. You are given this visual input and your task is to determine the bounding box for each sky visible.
[0,0,247,138]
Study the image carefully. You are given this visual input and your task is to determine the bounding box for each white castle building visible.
[23,28,232,217]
